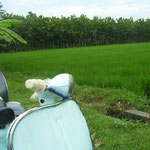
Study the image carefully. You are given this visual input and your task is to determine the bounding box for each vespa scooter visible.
[1,73,93,150]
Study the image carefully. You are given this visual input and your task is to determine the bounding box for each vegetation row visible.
[1,12,150,52]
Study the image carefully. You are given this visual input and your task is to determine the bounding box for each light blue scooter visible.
[1,73,93,150]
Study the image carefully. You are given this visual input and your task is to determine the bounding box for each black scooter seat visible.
[0,107,15,127]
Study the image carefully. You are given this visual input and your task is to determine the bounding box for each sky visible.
[1,0,150,19]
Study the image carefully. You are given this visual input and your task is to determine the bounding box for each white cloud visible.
[1,0,150,19]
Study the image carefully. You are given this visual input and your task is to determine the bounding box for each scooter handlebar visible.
[25,79,46,93]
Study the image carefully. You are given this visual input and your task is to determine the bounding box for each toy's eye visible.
[40,99,45,103]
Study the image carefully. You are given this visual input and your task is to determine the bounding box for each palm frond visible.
[0,43,6,47]
[0,30,15,43]
[0,27,27,44]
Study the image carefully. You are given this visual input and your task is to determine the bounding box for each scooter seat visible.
[0,107,15,127]
[0,98,6,108]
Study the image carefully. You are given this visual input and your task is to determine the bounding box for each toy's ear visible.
[30,93,38,101]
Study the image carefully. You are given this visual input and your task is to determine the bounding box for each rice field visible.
[0,42,150,97]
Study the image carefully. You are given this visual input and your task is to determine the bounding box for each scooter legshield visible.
[7,100,93,150]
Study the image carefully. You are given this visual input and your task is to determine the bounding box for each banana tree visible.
[0,19,27,47]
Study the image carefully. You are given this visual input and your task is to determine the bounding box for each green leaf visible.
[0,19,23,28]
[0,43,6,47]
[1,19,23,24]
[0,30,15,43]
[0,22,11,28]
[0,27,27,44]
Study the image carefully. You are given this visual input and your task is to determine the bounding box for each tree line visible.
[1,11,150,52]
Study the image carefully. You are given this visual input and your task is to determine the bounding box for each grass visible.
[0,43,150,97]
[0,43,150,149]
[74,85,150,113]
[83,105,150,150]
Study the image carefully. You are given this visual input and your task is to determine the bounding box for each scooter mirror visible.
[0,72,9,102]
[0,107,15,127]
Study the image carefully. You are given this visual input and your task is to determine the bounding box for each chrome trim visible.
[7,117,19,150]
[7,99,69,150]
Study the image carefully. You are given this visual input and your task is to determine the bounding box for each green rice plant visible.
[0,42,150,97]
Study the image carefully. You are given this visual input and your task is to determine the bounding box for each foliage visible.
[113,119,150,130]
[73,85,150,113]
[1,12,150,52]
[0,19,27,44]
[0,2,5,19]
[0,3,27,46]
